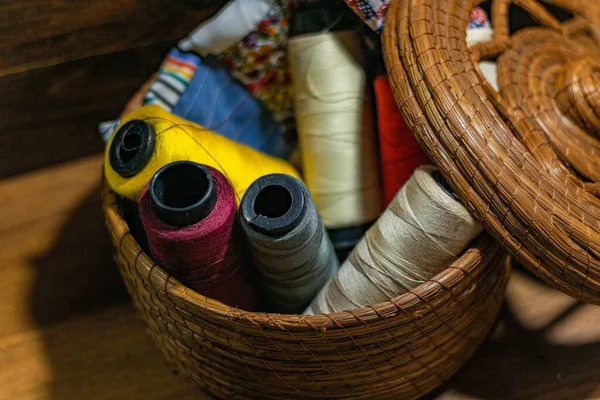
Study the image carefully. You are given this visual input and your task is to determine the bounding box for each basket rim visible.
[102,180,504,327]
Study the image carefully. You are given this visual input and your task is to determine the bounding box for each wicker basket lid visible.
[383,0,600,304]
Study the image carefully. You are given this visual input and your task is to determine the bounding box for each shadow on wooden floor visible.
[27,185,206,399]
[428,278,600,399]
[30,186,128,326]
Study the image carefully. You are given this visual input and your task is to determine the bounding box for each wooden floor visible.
[0,154,599,400]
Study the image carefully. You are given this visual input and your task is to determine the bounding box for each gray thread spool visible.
[240,174,340,313]
[305,166,483,315]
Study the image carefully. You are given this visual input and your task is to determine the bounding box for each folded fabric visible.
[173,59,291,158]
[99,119,120,143]
[141,1,295,140]
[219,0,295,137]
[143,48,202,111]
[178,0,275,56]
[98,46,290,156]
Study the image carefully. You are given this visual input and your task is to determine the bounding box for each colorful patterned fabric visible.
[100,1,494,145]
[218,0,295,139]
[343,0,389,32]
[468,7,491,29]
[143,48,202,111]
[99,1,295,144]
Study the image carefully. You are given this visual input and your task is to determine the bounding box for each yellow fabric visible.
[105,105,300,202]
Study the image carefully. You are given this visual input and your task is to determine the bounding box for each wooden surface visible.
[0,0,218,178]
[0,155,599,400]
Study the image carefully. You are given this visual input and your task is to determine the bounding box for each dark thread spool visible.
[290,1,359,36]
[139,161,261,311]
[116,195,150,254]
[327,223,374,262]
[240,174,339,313]
[241,174,306,237]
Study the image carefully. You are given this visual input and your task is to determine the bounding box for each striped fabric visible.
[143,48,202,111]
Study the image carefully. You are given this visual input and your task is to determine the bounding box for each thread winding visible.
[240,174,339,313]
[288,30,382,229]
[105,105,300,201]
[139,162,261,311]
[305,166,482,314]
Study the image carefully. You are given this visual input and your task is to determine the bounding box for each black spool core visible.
[432,170,461,202]
[241,174,307,237]
[109,120,155,177]
[150,161,217,227]
[254,186,293,219]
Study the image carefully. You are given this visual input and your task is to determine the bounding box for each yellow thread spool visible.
[105,105,300,201]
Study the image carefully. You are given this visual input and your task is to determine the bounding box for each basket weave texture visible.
[383,0,600,304]
[102,183,509,399]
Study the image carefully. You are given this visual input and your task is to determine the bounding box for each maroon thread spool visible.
[139,161,261,311]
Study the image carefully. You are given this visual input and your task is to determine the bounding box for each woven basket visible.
[383,0,600,304]
[102,182,509,399]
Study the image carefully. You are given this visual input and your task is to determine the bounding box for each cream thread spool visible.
[240,174,339,313]
[288,30,382,232]
[304,166,483,315]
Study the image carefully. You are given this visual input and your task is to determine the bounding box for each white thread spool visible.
[288,30,382,229]
[305,166,483,315]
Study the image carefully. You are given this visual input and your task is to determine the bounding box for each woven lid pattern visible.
[383,0,600,304]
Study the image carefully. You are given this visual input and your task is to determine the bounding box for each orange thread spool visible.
[374,75,430,205]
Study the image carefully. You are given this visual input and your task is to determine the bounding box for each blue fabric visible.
[173,59,291,159]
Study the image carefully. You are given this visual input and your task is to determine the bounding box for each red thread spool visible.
[139,161,261,311]
[374,75,430,205]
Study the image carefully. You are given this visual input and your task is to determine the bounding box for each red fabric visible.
[374,76,431,205]
[139,166,261,311]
